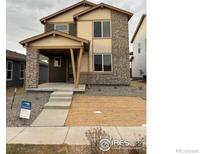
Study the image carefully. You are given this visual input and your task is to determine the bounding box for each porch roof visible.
[19,31,89,49]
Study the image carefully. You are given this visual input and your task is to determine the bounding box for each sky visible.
[6,0,146,54]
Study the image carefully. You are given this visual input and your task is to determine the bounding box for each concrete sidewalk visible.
[7,126,146,145]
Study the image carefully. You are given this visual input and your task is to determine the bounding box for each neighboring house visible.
[19,0,133,88]
[6,50,48,87]
[130,14,146,80]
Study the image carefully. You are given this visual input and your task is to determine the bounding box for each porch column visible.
[25,48,39,88]
[76,48,83,88]
[70,49,77,87]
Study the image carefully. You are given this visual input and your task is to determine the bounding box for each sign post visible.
[11,88,17,109]
[19,101,32,123]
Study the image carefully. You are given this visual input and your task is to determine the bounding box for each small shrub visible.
[85,127,111,154]
[128,134,146,154]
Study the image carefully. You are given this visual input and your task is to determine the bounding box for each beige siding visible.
[47,5,91,23]
[79,8,111,20]
[93,39,112,53]
[77,21,93,71]
[80,52,89,72]
[77,8,112,72]
[29,35,82,47]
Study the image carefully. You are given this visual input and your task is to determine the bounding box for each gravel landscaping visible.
[75,84,146,99]
[6,92,51,127]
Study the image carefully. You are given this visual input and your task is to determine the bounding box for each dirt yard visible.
[6,86,51,127]
[65,96,146,126]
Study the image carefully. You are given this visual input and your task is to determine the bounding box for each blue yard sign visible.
[20,101,32,119]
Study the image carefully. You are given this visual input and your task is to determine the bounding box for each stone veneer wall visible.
[25,48,39,88]
[80,10,130,85]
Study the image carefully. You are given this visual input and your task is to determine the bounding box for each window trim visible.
[19,63,24,80]
[6,60,13,81]
[93,20,112,38]
[54,56,62,67]
[93,53,112,72]
[54,24,69,33]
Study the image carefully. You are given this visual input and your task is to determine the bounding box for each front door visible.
[49,55,66,82]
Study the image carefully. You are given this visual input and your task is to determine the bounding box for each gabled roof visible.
[40,0,97,24]
[73,2,133,20]
[131,14,146,43]
[20,30,89,46]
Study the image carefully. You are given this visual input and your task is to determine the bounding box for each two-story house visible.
[20,0,133,88]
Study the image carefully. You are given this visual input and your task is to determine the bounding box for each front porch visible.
[20,31,90,89]
[26,82,86,92]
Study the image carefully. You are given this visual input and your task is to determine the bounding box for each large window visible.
[94,54,112,72]
[94,22,102,37]
[19,63,24,79]
[7,61,13,80]
[94,21,111,38]
[103,21,111,37]
[94,55,102,71]
[54,57,62,67]
[103,55,112,71]
[54,24,68,33]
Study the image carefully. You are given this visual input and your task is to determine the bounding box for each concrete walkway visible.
[31,109,68,127]
[7,126,146,145]
[31,90,73,127]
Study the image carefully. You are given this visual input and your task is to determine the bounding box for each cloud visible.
[6,0,146,54]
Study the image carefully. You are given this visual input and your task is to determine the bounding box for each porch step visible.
[49,96,72,102]
[50,91,73,97]
[44,100,71,109]
[54,89,74,92]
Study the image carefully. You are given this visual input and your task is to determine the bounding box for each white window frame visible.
[19,63,24,80]
[54,24,69,33]
[93,20,111,38]
[54,57,62,67]
[6,60,13,81]
[93,53,112,72]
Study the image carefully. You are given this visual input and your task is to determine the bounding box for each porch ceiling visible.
[19,31,89,50]
[39,49,79,56]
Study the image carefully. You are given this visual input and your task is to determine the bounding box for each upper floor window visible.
[94,54,112,72]
[54,24,68,33]
[54,57,62,67]
[19,63,24,79]
[6,61,13,80]
[138,43,141,54]
[94,21,111,38]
